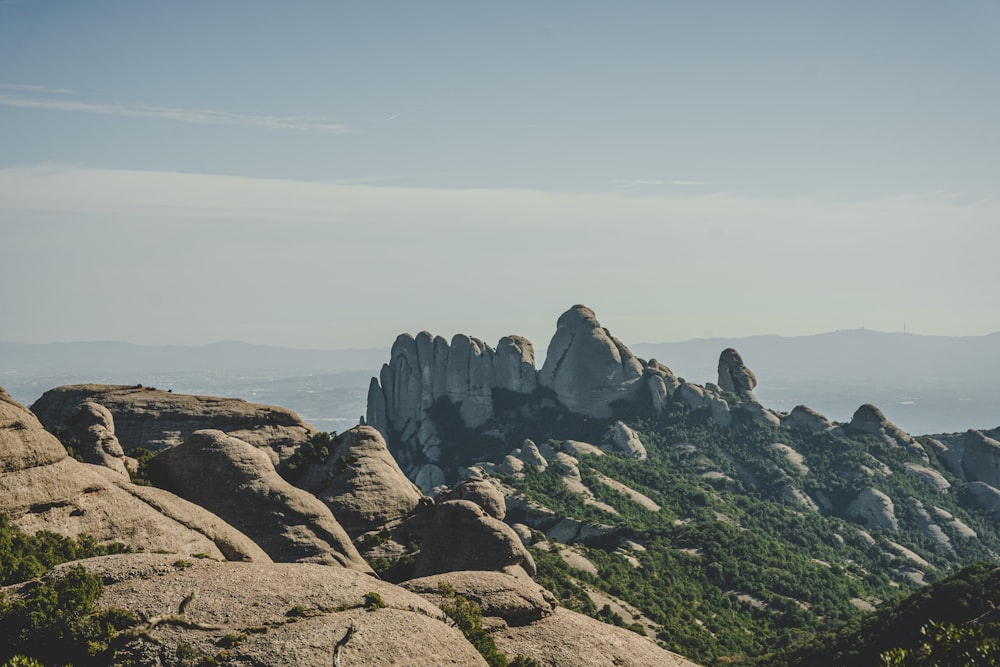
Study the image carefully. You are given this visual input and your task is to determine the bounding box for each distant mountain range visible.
[2,329,999,435]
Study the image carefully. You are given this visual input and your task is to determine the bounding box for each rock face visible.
[410,500,536,577]
[609,421,647,461]
[404,569,558,626]
[538,305,644,418]
[31,384,317,463]
[297,425,424,538]
[65,400,129,476]
[717,348,757,395]
[437,477,507,520]
[0,387,268,561]
[961,430,1000,488]
[784,405,835,433]
[366,332,538,476]
[40,554,489,667]
[846,487,899,533]
[847,404,924,457]
[151,429,371,571]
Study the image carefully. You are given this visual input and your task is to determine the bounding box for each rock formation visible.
[403,569,558,626]
[42,554,489,667]
[400,499,536,578]
[64,400,130,476]
[961,430,1000,488]
[0,387,268,561]
[717,348,757,396]
[151,429,371,571]
[538,305,644,418]
[436,477,507,520]
[296,425,424,538]
[784,405,835,433]
[847,404,926,458]
[31,384,316,463]
[846,487,899,533]
[366,332,538,476]
[608,421,647,461]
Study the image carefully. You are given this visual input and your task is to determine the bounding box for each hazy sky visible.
[2,1,998,350]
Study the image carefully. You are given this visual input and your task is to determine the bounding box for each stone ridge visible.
[31,384,316,463]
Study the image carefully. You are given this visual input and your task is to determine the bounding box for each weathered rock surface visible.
[608,421,647,461]
[717,348,757,395]
[846,487,899,533]
[31,384,316,463]
[366,331,538,476]
[644,359,681,412]
[847,404,925,458]
[538,305,644,418]
[493,606,701,667]
[904,462,951,492]
[784,405,835,432]
[0,388,268,561]
[409,499,536,577]
[65,400,130,476]
[404,568,557,626]
[297,425,423,538]
[963,481,1000,520]
[436,477,507,520]
[35,554,488,667]
[961,430,1000,488]
[151,429,370,571]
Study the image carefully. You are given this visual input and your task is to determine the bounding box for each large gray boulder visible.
[784,405,835,433]
[297,425,423,538]
[152,429,371,571]
[538,305,644,418]
[0,387,268,561]
[437,477,507,520]
[495,335,538,394]
[31,384,317,463]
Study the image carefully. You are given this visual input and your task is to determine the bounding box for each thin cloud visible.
[611,178,707,188]
[0,83,73,95]
[0,93,354,134]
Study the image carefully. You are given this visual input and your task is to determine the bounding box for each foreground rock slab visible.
[38,554,489,667]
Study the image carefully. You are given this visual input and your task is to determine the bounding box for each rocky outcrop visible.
[538,305,643,418]
[40,554,489,667]
[410,499,536,577]
[0,387,268,561]
[846,487,899,532]
[904,462,951,492]
[963,482,1000,521]
[296,425,423,538]
[717,348,757,396]
[436,477,507,520]
[784,405,835,433]
[493,606,701,667]
[65,400,129,476]
[961,430,1000,488]
[31,384,316,463]
[151,429,371,571]
[366,332,538,474]
[644,359,681,412]
[847,404,925,458]
[404,568,557,626]
[608,421,647,461]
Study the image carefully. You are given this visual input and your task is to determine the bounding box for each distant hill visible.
[3,330,1000,435]
[633,329,1000,434]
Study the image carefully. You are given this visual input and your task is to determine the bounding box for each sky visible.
[1,1,999,351]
